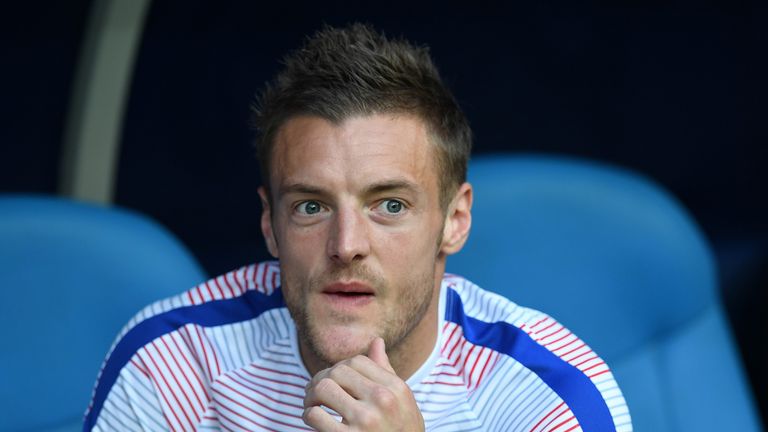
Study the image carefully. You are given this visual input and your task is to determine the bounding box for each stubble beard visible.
[282,262,437,372]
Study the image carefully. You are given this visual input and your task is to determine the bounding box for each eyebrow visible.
[278,179,420,198]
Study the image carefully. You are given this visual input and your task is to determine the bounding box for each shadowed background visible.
[1,0,765,425]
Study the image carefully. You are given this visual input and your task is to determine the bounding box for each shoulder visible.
[441,274,632,431]
[85,261,286,431]
[116,261,282,336]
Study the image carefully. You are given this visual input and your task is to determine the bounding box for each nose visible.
[327,206,371,264]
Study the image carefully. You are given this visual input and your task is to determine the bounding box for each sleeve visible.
[516,312,633,432]
[87,355,169,431]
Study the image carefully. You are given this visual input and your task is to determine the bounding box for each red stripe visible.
[544,331,573,347]
[573,355,598,369]
[195,285,205,304]
[271,270,278,292]
[461,344,477,387]
[142,366,180,432]
[536,324,564,341]
[467,346,486,389]
[161,335,208,411]
[530,316,550,329]
[533,320,557,335]
[441,324,461,356]
[231,369,304,401]
[204,281,216,301]
[149,340,200,424]
[430,369,462,378]
[249,264,259,284]
[447,333,466,360]
[562,423,581,432]
[199,325,221,377]
[220,275,236,298]
[142,350,189,431]
[218,379,307,419]
[549,414,576,432]
[169,331,212,401]
[212,277,225,298]
[187,325,214,381]
[231,269,245,295]
[240,367,307,390]
[212,386,306,431]
[581,361,606,373]
[588,369,611,379]
[474,350,495,389]
[260,264,268,293]
[538,405,570,432]
[130,358,150,377]
[419,380,465,386]
[213,402,275,432]
[187,290,195,305]
[247,363,310,382]
[564,347,593,364]
[177,326,205,376]
[553,339,582,357]
[529,401,565,432]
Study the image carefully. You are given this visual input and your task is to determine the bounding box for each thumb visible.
[368,337,395,373]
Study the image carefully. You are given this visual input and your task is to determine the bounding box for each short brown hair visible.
[252,23,472,208]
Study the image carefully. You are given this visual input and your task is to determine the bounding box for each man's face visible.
[260,114,453,373]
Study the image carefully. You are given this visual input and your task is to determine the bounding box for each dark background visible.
[2,0,765,422]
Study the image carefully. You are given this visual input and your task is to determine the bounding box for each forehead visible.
[269,114,440,197]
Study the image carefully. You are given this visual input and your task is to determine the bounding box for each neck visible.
[389,303,440,381]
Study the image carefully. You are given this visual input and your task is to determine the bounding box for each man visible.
[85,24,631,431]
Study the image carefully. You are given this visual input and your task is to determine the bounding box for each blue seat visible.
[0,195,207,432]
[447,154,762,431]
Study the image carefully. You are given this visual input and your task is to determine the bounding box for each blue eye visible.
[382,199,404,214]
[297,200,323,215]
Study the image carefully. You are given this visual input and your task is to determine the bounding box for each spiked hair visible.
[253,23,472,208]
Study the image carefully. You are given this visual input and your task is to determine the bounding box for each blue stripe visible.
[84,289,285,431]
[444,288,615,432]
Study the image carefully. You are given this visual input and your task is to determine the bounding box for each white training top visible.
[84,261,632,431]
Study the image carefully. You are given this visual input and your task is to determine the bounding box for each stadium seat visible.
[0,195,207,431]
[447,154,762,431]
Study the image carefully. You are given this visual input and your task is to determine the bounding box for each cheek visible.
[377,223,440,265]
[279,222,328,263]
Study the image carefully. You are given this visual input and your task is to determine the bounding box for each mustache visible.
[310,263,386,291]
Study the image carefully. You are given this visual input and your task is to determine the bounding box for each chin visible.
[313,324,376,364]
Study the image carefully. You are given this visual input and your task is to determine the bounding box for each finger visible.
[308,363,376,402]
[303,405,347,432]
[367,337,395,374]
[332,354,400,390]
[305,376,358,413]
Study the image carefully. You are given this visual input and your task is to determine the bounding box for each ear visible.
[258,186,279,258]
[440,182,473,255]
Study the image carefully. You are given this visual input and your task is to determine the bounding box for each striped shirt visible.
[84,261,632,431]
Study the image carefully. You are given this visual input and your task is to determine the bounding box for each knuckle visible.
[392,379,410,395]
[328,363,350,379]
[371,386,397,409]
[315,377,335,394]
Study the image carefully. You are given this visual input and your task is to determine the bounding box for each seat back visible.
[0,195,207,431]
[447,154,761,431]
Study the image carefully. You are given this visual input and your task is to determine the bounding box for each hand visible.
[303,337,425,431]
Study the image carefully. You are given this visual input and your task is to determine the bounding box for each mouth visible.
[321,282,375,307]
[322,281,375,295]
